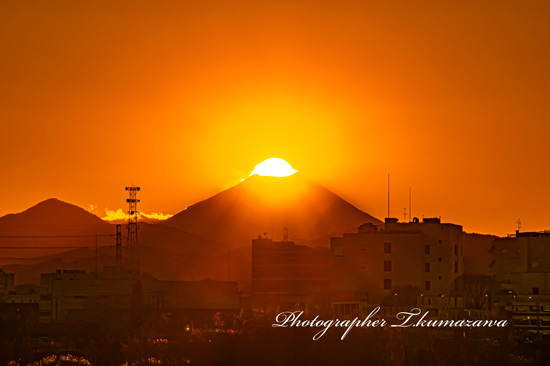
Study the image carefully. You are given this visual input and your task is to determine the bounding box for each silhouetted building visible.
[491,231,550,334]
[39,267,138,322]
[0,269,15,301]
[251,235,330,311]
[507,294,550,336]
[39,266,239,323]
[4,284,39,304]
[491,231,550,295]
[330,218,463,314]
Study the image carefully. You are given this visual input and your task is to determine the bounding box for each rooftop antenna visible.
[387,174,390,218]
[409,186,412,222]
[516,218,521,232]
[283,228,288,242]
[402,208,407,223]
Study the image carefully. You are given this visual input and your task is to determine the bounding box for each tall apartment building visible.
[251,235,330,310]
[330,217,463,303]
[491,231,550,295]
[491,231,550,336]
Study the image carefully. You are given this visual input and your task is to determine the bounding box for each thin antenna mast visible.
[409,186,412,222]
[387,174,390,218]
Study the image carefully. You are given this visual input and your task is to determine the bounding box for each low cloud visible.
[102,208,174,221]
[101,208,127,221]
[88,205,173,221]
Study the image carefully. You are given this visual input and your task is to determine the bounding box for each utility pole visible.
[95,233,98,274]
[116,224,122,267]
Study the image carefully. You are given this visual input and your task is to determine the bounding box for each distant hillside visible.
[0,198,115,262]
[0,198,112,234]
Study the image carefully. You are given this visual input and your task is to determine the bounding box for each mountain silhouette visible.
[165,173,381,247]
[0,198,111,233]
[0,198,231,284]
[0,198,115,263]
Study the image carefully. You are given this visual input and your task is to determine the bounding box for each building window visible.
[425,245,430,254]
[384,279,392,290]
[533,287,539,295]
[438,258,442,262]
[425,263,430,272]
[454,245,458,255]
[384,261,392,272]
[438,240,442,244]
[425,281,431,291]
[384,242,391,254]
[438,276,442,280]
[455,261,458,273]
[333,246,344,256]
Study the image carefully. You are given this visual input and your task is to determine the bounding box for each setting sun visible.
[249,158,298,177]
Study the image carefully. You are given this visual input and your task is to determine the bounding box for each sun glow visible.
[249,158,298,177]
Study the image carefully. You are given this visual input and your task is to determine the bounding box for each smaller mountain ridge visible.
[0,199,114,257]
[0,198,110,228]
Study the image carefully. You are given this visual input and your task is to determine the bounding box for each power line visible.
[0,246,116,249]
[0,234,116,238]
[0,254,117,260]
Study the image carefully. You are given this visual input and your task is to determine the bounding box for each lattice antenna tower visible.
[125,185,140,269]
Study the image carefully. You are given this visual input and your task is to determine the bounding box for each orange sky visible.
[1,0,549,236]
